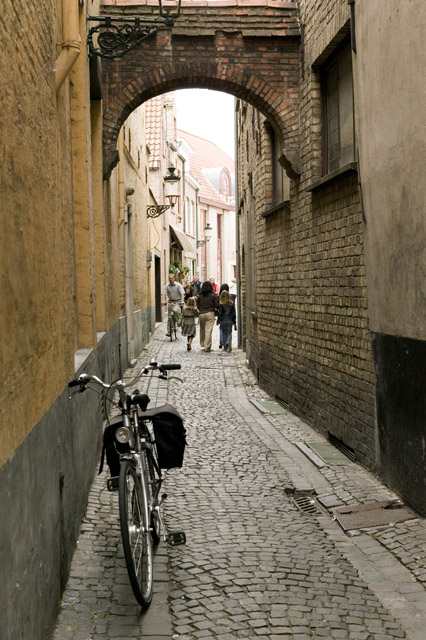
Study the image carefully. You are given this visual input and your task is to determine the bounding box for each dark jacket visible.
[218,303,236,324]
[184,286,194,302]
[197,292,219,314]
[191,280,202,295]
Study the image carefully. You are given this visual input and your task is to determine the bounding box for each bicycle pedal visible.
[166,531,186,546]
[107,476,119,491]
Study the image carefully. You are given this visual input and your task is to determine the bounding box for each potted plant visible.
[169,261,190,283]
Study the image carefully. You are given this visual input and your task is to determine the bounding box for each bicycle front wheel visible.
[168,316,174,341]
[119,458,154,609]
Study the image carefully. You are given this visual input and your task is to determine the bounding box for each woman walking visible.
[217,289,236,352]
[218,283,229,349]
[183,281,194,303]
[181,297,199,351]
[196,281,219,352]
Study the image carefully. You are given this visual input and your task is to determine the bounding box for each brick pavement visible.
[54,323,426,639]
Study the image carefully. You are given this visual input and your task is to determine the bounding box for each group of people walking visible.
[162,274,237,353]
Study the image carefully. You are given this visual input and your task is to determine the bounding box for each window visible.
[219,169,232,205]
[191,200,195,236]
[322,40,355,174]
[264,121,290,206]
[185,196,190,232]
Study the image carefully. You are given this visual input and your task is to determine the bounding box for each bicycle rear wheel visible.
[119,458,154,609]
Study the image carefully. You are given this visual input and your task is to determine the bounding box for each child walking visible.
[181,297,199,351]
[217,290,236,352]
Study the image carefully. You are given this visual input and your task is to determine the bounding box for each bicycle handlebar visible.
[68,362,181,391]
[68,373,111,389]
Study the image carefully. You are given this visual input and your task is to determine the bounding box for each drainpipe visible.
[195,185,200,274]
[347,0,357,53]
[234,99,242,349]
[181,155,186,232]
[54,0,81,92]
[118,130,125,226]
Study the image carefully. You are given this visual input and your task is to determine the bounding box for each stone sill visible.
[103,1,297,8]
[74,348,93,374]
[262,199,290,218]
[306,161,358,192]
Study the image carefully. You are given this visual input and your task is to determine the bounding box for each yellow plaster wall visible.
[0,1,77,466]
[104,148,126,325]
[70,8,97,350]
[91,101,107,333]
[0,0,109,468]
[122,107,155,313]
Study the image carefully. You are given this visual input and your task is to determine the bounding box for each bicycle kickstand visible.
[156,494,186,546]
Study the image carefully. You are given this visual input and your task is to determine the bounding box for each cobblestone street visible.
[54,324,426,640]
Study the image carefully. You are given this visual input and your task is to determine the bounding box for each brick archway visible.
[100,1,300,178]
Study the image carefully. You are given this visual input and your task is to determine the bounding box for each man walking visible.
[162,273,185,336]
[191,274,202,297]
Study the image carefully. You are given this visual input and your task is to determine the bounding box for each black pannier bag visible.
[100,405,186,477]
[150,405,186,469]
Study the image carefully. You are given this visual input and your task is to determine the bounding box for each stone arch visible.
[101,2,300,178]
[103,61,299,179]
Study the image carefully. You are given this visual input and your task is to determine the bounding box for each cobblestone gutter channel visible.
[54,324,426,640]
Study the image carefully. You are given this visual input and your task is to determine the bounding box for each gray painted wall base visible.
[0,309,152,640]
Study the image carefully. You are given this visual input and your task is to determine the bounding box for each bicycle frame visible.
[167,300,181,340]
[68,361,186,610]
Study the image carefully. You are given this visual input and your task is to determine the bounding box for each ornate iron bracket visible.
[147,204,172,218]
[87,15,176,59]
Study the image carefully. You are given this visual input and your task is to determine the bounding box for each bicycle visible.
[165,300,181,341]
[68,360,186,610]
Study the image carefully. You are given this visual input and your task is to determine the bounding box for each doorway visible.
[155,256,162,322]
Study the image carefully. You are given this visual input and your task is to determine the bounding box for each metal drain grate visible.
[304,441,351,466]
[291,494,323,515]
[275,396,289,411]
[328,433,355,462]
[250,398,288,414]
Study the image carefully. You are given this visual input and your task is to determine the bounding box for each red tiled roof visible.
[177,129,235,208]
[145,95,163,168]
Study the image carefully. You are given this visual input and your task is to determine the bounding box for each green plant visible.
[169,262,181,274]
[169,262,189,275]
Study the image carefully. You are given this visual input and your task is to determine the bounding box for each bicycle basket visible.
[150,405,186,469]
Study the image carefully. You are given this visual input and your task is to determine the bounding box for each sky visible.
[175,89,236,160]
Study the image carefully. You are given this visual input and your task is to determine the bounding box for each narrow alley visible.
[54,325,426,640]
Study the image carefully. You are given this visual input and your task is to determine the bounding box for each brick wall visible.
[99,2,300,179]
[237,0,376,469]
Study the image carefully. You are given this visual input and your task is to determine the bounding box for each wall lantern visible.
[87,0,182,59]
[197,223,213,248]
[163,166,181,206]
[147,167,181,218]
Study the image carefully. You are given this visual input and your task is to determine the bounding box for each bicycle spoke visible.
[119,459,153,609]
